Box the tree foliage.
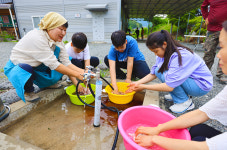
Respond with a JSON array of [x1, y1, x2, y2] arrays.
[[189, 16, 206, 35], [127, 6, 207, 41], [128, 19, 142, 29], [150, 17, 169, 32], [168, 8, 202, 34]]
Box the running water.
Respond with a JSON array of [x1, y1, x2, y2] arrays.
[[84, 82, 88, 109], [85, 83, 88, 98], [126, 124, 171, 150]]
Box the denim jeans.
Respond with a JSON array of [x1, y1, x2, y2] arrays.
[[155, 68, 209, 103]]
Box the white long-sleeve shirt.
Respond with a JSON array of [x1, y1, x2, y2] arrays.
[[65, 42, 90, 61], [199, 86, 227, 150], [10, 29, 71, 70]]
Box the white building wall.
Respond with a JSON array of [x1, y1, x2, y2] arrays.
[[13, 0, 121, 43]]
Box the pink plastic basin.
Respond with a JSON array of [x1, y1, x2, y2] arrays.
[[118, 106, 191, 150]]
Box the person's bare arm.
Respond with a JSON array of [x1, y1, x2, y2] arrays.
[[205, 18, 209, 26], [69, 76, 84, 92], [136, 74, 156, 84], [109, 59, 118, 93], [157, 109, 209, 132], [67, 64, 84, 73], [125, 57, 134, 83], [135, 109, 209, 149], [136, 109, 209, 137], [55, 64, 84, 80], [126, 74, 156, 93], [84, 59, 90, 69], [140, 83, 174, 92], [136, 135, 208, 150]]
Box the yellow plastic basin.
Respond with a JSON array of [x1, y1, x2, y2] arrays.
[[66, 83, 96, 105], [105, 82, 136, 104]]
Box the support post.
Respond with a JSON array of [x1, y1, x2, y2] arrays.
[[176, 16, 180, 40], [170, 23, 173, 34], [8, 8, 18, 40], [185, 13, 190, 41], [197, 17, 203, 44]]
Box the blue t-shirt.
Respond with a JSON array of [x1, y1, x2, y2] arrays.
[[108, 36, 145, 62]]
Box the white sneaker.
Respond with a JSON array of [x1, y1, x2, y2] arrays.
[[47, 83, 63, 89], [66, 78, 72, 84], [164, 94, 173, 101], [169, 99, 195, 113]]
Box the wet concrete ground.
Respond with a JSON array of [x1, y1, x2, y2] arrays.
[[2, 91, 145, 150]]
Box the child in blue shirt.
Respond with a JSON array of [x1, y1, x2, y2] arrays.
[[104, 30, 150, 94], [127, 30, 213, 113]]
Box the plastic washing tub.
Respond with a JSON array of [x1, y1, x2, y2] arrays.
[[118, 106, 191, 150], [66, 83, 96, 105], [105, 82, 136, 104]]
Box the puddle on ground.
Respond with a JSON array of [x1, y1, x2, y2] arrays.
[[2, 91, 145, 150]]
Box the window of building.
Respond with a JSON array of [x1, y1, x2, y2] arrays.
[[31, 16, 43, 29]]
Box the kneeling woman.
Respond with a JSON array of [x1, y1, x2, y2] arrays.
[[127, 30, 213, 113], [4, 12, 85, 102]]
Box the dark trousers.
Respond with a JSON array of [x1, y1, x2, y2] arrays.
[[19, 63, 34, 93], [189, 124, 222, 141], [104, 55, 150, 79], [71, 56, 99, 69]]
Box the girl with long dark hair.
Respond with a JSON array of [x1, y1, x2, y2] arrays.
[[127, 30, 213, 113], [134, 21, 227, 149]]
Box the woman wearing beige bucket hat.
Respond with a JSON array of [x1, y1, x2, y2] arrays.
[[4, 12, 85, 102]]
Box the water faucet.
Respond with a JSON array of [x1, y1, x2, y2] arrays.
[[83, 66, 96, 83], [86, 66, 94, 71]]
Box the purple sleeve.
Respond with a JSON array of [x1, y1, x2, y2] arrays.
[[165, 51, 197, 88], [150, 56, 161, 74]]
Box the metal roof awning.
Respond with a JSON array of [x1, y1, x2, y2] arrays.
[[85, 4, 108, 11], [0, 0, 12, 4], [123, 0, 204, 21], [0, 4, 11, 9]]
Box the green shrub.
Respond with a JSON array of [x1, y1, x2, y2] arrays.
[[0, 31, 15, 41], [63, 41, 69, 44], [189, 16, 206, 36], [152, 24, 178, 34], [177, 35, 183, 41]]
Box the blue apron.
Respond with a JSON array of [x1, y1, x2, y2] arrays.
[[4, 46, 63, 102]]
